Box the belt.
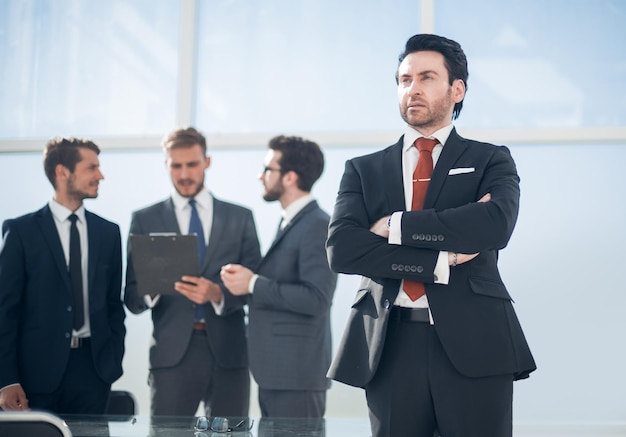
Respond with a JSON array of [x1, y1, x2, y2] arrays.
[[70, 336, 90, 349], [192, 321, 206, 331], [390, 306, 430, 323]]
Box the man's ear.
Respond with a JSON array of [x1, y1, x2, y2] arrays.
[[282, 169, 299, 188], [55, 164, 70, 182], [452, 78, 465, 103]]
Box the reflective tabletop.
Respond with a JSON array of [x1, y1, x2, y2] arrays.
[[59, 415, 372, 437]]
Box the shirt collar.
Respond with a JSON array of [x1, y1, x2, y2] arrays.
[[282, 194, 314, 226], [49, 199, 86, 223], [403, 123, 454, 152], [171, 188, 212, 211]]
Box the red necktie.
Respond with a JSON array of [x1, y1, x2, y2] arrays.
[[403, 137, 438, 301]]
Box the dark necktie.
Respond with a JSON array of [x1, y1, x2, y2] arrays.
[[403, 137, 438, 301], [188, 199, 205, 321], [69, 214, 84, 330]]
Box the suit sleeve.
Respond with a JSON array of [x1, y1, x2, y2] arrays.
[[252, 214, 337, 317], [401, 145, 520, 254], [107, 223, 126, 367], [327, 159, 438, 282], [0, 221, 24, 388], [123, 212, 150, 314], [219, 209, 262, 314]]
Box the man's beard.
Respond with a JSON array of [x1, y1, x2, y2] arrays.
[[263, 182, 285, 202]]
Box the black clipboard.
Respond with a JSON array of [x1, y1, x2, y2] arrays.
[[130, 234, 199, 295]]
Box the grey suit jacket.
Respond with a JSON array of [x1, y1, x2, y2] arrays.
[[0, 205, 125, 393], [327, 129, 536, 388], [248, 200, 337, 391], [124, 194, 261, 370]]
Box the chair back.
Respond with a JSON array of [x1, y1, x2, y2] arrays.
[[0, 411, 72, 437], [105, 390, 137, 419]]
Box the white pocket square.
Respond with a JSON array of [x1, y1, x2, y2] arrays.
[[448, 167, 475, 175]]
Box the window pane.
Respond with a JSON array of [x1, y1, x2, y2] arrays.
[[0, 0, 179, 138], [195, 0, 421, 135], [435, 0, 626, 129]]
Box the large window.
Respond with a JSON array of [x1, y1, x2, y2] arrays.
[[436, 0, 626, 129], [0, 0, 179, 139], [194, 0, 420, 135], [1, 0, 625, 146]]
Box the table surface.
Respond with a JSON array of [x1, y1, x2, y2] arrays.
[[3, 413, 626, 436], [61, 415, 371, 437]]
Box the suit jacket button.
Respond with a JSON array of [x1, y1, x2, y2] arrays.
[[412, 234, 419, 240], [438, 235, 444, 241], [417, 266, 424, 273], [383, 299, 391, 309]]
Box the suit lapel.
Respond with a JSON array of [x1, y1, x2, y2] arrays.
[[265, 200, 318, 257], [203, 197, 223, 271], [36, 206, 72, 291], [383, 138, 406, 212], [162, 198, 182, 233], [425, 128, 467, 208], [86, 211, 100, 298]]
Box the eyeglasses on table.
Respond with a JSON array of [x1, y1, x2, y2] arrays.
[[194, 416, 254, 433]]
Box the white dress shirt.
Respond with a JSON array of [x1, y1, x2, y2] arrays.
[[144, 189, 224, 314], [388, 124, 455, 314], [49, 200, 91, 338]]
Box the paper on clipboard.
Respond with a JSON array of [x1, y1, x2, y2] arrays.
[[130, 233, 200, 295]]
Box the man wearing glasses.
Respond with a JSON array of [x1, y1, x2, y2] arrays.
[[221, 135, 337, 418]]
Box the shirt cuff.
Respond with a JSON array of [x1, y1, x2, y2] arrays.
[[434, 251, 450, 285], [388, 211, 403, 245], [144, 294, 160, 308], [212, 298, 225, 315], [248, 274, 259, 294], [0, 383, 20, 392]]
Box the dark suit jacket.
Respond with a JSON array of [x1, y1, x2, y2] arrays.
[[124, 195, 261, 370], [248, 200, 337, 391], [0, 205, 125, 394], [326, 129, 536, 388]]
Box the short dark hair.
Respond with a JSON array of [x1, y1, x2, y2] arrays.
[[43, 137, 100, 188], [397, 34, 468, 120], [162, 127, 207, 155], [269, 135, 324, 192]]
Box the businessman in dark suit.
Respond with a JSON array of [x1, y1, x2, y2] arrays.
[[124, 127, 261, 417], [326, 34, 536, 436], [221, 135, 337, 418], [0, 137, 125, 414]]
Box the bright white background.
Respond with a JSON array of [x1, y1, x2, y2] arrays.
[[1, 0, 625, 431]]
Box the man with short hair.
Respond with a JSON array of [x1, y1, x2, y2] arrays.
[[326, 34, 536, 436], [221, 135, 337, 418], [124, 126, 261, 417], [0, 137, 125, 414]]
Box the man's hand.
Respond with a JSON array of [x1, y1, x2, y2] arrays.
[[175, 276, 223, 304], [0, 384, 29, 411], [448, 251, 479, 266], [370, 215, 391, 238], [220, 264, 254, 296]]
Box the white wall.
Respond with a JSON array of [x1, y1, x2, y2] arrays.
[[1, 137, 625, 425]]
